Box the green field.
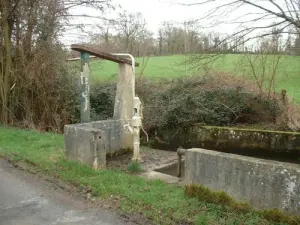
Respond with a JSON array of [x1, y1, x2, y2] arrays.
[[88, 54, 300, 101]]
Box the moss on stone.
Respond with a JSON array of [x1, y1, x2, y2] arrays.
[[201, 125, 300, 135], [185, 184, 300, 225]]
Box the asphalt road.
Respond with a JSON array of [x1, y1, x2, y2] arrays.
[[0, 159, 135, 225]]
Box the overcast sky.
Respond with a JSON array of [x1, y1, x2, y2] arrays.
[[61, 0, 280, 46]]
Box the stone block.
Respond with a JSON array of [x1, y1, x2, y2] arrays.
[[64, 119, 133, 168], [90, 119, 133, 154], [64, 125, 107, 169]]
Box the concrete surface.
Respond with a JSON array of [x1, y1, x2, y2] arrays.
[[0, 159, 135, 225], [185, 148, 300, 215]]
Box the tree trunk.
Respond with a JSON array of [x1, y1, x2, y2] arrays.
[[2, 3, 12, 124], [24, 2, 36, 60]]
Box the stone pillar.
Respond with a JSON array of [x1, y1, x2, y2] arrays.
[[113, 63, 134, 120], [113, 63, 134, 150]]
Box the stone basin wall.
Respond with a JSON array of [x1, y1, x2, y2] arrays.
[[185, 148, 300, 215], [151, 126, 300, 160], [64, 119, 133, 169]]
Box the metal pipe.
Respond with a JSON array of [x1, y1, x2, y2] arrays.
[[177, 153, 182, 178], [177, 147, 186, 177], [177, 147, 187, 156]]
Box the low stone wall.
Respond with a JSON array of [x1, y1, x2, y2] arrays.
[[151, 126, 300, 159], [64, 119, 133, 168], [185, 148, 300, 214]]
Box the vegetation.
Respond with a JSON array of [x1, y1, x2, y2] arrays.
[[0, 0, 109, 130], [0, 127, 294, 225], [186, 184, 300, 225], [90, 73, 299, 133], [86, 1, 300, 58], [1, 1, 300, 224], [89, 54, 300, 102], [127, 161, 143, 173]]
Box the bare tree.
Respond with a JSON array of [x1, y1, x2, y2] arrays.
[[0, 0, 110, 127], [114, 11, 146, 54], [175, 0, 300, 51]]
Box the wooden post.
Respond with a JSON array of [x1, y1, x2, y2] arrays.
[[80, 52, 90, 123]]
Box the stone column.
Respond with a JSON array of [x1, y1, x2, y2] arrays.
[[113, 63, 134, 150]]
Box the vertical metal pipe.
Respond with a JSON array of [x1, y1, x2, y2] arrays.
[[177, 148, 186, 178], [177, 154, 182, 177]]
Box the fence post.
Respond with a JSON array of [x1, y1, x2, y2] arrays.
[[80, 51, 90, 123]]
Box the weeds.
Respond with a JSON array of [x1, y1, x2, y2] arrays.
[[127, 161, 142, 173]]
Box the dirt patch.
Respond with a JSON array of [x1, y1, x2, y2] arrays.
[[106, 147, 178, 172]]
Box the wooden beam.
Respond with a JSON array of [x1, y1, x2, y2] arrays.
[[71, 44, 139, 67]]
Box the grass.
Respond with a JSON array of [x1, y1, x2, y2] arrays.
[[86, 54, 300, 102], [185, 185, 300, 225], [0, 126, 294, 225]]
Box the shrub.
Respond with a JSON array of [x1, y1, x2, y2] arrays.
[[89, 73, 289, 133], [7, 43, 81, 132], [136, 74, 282, 132], [127, 161, 142, 173], [90, 81, 116, 121]]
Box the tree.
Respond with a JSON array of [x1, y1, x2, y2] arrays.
[[203, 36, 210, 51], [285, 32, 293, 54], [294, 34, 300, 55], [158, 28, 164, 55], [115, 11, 146, 54], [0, 0, 110, 126], [176, 0, 300, 52]]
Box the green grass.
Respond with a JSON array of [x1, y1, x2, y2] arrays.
[[87, 54, 300, 101], [0, 127, 292, 225]]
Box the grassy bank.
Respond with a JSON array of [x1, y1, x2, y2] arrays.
[[0, 127, 292, 225]]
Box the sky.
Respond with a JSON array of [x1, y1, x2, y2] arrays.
[[61, 0, 237, 45], [61, 0, 282, 46]]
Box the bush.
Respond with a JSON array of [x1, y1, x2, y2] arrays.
[[90, 81, 116, 121], [7, 43, 81, 132], [136, 74, 282, 132], [89, 73, 286, 133]]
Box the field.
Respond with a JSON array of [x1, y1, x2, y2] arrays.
[[87, 54, 300, 102]]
